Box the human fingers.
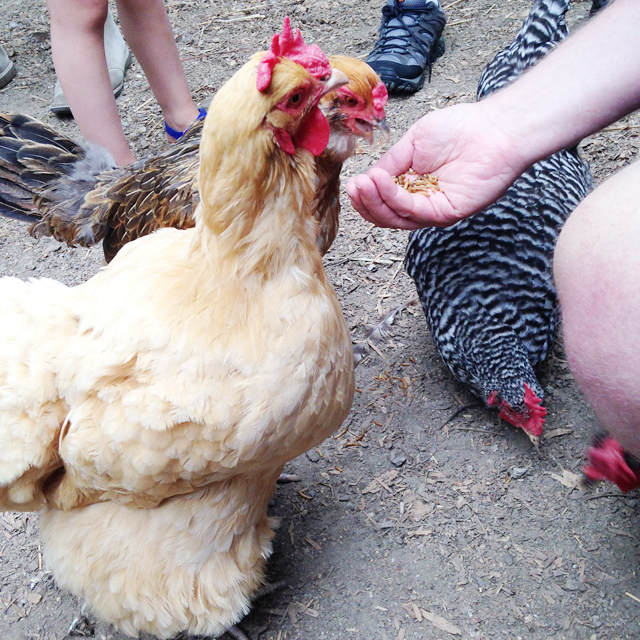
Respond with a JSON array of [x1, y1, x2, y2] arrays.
[[347, 173, 425, 230], [370, 130, 416, 176], [362, 168, 461, 228]]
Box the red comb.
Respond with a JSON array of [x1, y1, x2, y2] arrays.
[[493, 383, 545, 437], [583, 436, 640, 493], [257, 17, 332, 92], [371, 82, 388, 121], [522, 383, 546, 437]]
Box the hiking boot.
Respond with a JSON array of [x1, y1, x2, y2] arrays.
[[0, 43, 17, 90], [51, 9, 131, 115], [589, 0, 609, 17], [366, 0, 446, 94]]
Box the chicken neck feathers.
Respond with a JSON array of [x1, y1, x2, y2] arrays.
[[405, 0, 592, 437]]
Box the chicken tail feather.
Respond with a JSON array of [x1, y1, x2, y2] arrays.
[[353, 296, 418, 366], [0, 113, 117, 247]]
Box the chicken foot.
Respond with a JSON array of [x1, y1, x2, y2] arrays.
[[222, 580, 288, 640], [67, 614, 95, 637], [224, 625, 250, 640]]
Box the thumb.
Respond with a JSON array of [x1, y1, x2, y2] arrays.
[[369, 128, 416, 176]]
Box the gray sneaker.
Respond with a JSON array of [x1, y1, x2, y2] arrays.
[[0, 43, 16, 90], [366, 0, 446, 94], [51, 9, 131, 115]]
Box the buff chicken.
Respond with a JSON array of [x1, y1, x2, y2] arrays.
[[0, 57, 388, 261], [0, 19, 354, 639]]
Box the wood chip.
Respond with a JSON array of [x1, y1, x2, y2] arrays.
[[362, 480, 381, 495], [419, 609, 462, 635], [545, 428, 574, 439], [303, 537, 322, 551], [411, 501, 433, 522]]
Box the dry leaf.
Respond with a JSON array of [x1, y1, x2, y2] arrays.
[[420, 609, 462, 635], [550, 470, 582, 489], [362, 480, 381, 495], [411, 500, 432, 522]]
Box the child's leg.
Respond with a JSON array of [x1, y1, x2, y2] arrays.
[[47, 0, 135, 166], [115, 0, 200, 138]]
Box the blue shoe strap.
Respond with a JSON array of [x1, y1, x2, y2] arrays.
[[165, 107, 207, 140]]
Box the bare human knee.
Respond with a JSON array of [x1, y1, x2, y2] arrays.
[[554, 159, 640, 456], [47, 0, 108, 36]]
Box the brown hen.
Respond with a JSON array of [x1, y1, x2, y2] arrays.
[[0, 56, 387, 262]]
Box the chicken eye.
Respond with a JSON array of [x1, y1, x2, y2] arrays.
[[287, 92, 304, 108], [345, 96, 358, 106]]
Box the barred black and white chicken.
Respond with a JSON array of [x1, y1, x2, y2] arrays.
[[405, 0, 592, 444]]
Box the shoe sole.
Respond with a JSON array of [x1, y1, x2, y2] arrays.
[[0, 61, 17, 90], [50, 51, 132, 116]]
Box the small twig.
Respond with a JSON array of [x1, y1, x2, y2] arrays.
[[450, 427, 501, 435], [601, 124, 640, 133], [362, 510, 381, 531], [584, 492, 640, 501], [366, 339, 388, 363], [182, 47, 249, 62], [134, 96, 155, 113], [440, 403, 482, 428], [214, 14, 265, 23], [378, 261, 403, 299]]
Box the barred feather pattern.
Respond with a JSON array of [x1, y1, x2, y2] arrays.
[[405, 0, 592, 420], [476, 0, 569, 100]]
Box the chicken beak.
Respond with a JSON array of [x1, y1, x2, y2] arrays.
[[375, 117, 391, 143], [321, 68, 349, 97]]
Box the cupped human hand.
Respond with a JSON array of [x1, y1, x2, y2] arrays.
[[346, 101, 529, 229]]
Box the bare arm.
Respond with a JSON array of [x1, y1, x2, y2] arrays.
[[347, 0, 640, 229]]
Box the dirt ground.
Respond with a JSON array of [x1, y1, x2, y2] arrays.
[[1, 0, 640, 639]]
